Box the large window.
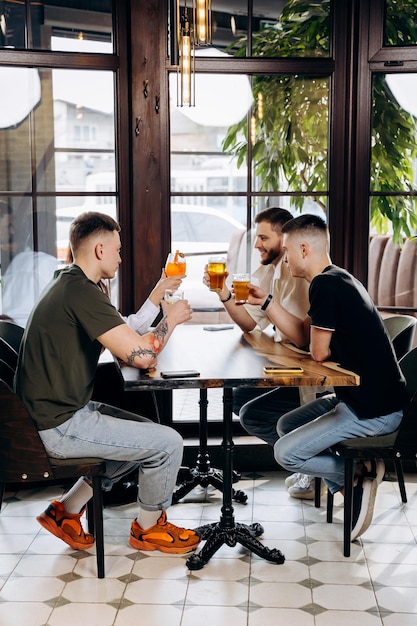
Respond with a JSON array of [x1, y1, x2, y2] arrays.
[[370, 73, 417, 241], [2, 0, 416, 437], [170, 1, 331, 313], [169, 0, 331, 424], [0, 1, 117, 325]]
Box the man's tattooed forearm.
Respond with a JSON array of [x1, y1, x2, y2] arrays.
[[153, 317, 168, 347], [126, 346, 156, 366], [126, 317, 169, 366]]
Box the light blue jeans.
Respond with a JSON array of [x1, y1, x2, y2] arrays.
[[234, 386, 301, 446], [274, 394, 403, 494], [39, 401, 183, 511]]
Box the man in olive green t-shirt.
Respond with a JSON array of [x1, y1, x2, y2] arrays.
[[16, 211, 200, 555]]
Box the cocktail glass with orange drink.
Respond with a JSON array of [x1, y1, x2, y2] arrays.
[[165, 250, 186, 277]]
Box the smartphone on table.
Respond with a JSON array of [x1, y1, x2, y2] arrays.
[[160, 370, 200, 378], [263, 364, 304, 375]]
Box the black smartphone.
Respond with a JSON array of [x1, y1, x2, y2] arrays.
[[263, 365, 304, 375], [160, 370, 200, 378]]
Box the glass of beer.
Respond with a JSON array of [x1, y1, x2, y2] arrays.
[[165, 250, 186, 277], [233, 273, 251, 304], [207, 255, 227, 292]]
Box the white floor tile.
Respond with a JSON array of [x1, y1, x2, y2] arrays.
[[313, 584, 377, 611], [115, 604, 183, 626], [248, 607, 315, 626], [2, 468, 417, 623], [0, 602, 52, 626], [181, 605, 248, 626], [185, 578, 249, 606], [48, 602, 117, 626], [315, 610, 383, 625]]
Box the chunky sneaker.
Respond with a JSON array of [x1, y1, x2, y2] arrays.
[[351, 459, 385, 541], [284, 472, 301, 489], [36, 500, 94, 550], [129, 511, 200, 554]]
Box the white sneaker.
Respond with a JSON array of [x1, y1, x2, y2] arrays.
[[284, 472, 301, 489], [351, 459, 385, 541], [288, 475, 326, 500]]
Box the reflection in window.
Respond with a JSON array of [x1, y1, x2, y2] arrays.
[[223, 75, 329, 217], [250, 0, 330, 58], [370, 74, 417, 242], [384, 0, 417, 47], [170, 69, 251, 226], [207, 0, 330, 58], [0, 51, 116, 322], [0, 0, 113, 51]]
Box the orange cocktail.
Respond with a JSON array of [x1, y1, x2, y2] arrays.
[[165, 250, 186, 277]]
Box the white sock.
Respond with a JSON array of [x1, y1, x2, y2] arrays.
[[137, 509, 161, 530], [60, 477, 93, 514]]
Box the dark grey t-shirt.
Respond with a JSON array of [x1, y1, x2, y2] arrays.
[[15, 264, 125, 430]]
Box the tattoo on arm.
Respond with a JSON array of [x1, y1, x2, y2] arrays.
[[126, 346, 156, 366], [125, 317, 169, 366], [152, 317, 168, 350]]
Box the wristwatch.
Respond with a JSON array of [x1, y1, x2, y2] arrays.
[[261, 294, 273, 311]]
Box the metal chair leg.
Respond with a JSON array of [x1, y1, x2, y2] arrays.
[[395, 457, 407, 503], [314, 477, 322, 508], [86, 476, 105, 578], [343, 458, 354, 557], [92, 475, 105, 578], [326, 489, 334, 523]]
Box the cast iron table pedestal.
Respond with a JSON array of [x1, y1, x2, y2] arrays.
[[185, 387, 285, 570], [172, 388, 247, 505]]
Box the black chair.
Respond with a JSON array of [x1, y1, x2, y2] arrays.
[[0, 335, 107, 578], [383, 314, 417, 360], [0, 320, 24, 352], [0, 320, 24, 373], [326, 346, 417, 557], [314, 314, 417, 508]]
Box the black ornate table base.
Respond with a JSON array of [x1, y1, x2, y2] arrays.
[[173, 464, 247, 504], [172, 388, 247, 505], [186, 521, 285, 570], [185, 387, 285, 570]]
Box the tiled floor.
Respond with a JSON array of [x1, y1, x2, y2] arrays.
[[1, 469, 417, 626]]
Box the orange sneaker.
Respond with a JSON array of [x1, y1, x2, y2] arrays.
[[129, 511, 200, 554], [36, 500, 94, 550]]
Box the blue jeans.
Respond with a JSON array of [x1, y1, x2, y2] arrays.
[[274, 394, 403, 493], [234, 387, 301, 446], [39, 401, 183, 511]]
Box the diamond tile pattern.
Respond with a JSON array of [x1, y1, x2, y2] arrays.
[[0, 378, 414, 624], [0, 467, 417, 625]]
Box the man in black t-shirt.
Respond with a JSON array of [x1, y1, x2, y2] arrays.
[[248, 214, 407, 542]]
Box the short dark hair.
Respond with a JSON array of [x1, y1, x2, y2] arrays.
[[281, 213, 327, 236], [254, 207, 294, 232], [70, 211, 120, 254]]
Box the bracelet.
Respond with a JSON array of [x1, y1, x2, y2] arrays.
[[261, 294, 273, 311], [220, 292, 232, 303]]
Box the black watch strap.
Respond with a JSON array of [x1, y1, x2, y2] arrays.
[[261, 294, 273, 311]]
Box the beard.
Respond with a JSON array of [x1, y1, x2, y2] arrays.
[[260, 248, 280, 266]]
